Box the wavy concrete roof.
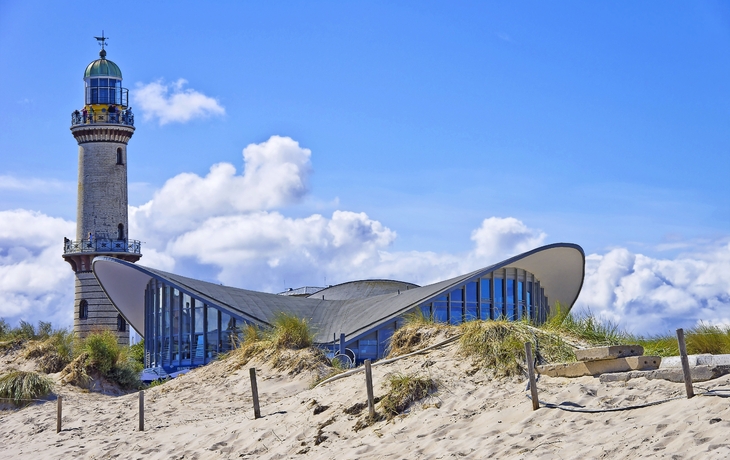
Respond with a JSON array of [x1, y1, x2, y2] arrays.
[[93, 243, 584, 345]]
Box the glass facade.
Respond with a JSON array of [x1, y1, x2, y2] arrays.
[[416, 268, 548, 330], [144, 278, 248, 370], [143, 268, 551, 369]]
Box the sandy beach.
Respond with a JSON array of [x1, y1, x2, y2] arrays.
[[2, 337, 730, 460]]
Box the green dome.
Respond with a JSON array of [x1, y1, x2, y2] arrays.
[[84, 49, 122, 79]]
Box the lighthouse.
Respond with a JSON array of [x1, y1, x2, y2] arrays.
[[63, 34, 141, 346]]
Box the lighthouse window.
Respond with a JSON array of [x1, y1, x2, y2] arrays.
[[116, 148, 123, 165], [90, 78, 99, 87], [79, 300, 88, 320], [117, 314, 127, 332], [99, 78, 109, 87]]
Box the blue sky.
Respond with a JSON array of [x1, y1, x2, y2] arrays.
[[1, 1, 729, 335]]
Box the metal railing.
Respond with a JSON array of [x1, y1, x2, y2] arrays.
[[63, 238, 142, 255], [71, 109, 134, 127]]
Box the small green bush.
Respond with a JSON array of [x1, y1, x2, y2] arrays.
[[83, 330, 121, 374], [0, 371, 53, 406], [543, 307, 627, 346], [268, 313, 314, 349], [380, 372, 437, 419], [24, 329, 76, 374], [129, 339, 145, 366]]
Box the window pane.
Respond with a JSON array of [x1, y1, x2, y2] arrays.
[[420, 304, 431, 320], [206, 305, 219, 358], [91, 78, 99, 87], [449, 303, 463, 325], [379, 323, 395, 357], [358, 332, 378, 360], [480, 303, 491, 320], [99, 78, 108, 87], [433, 296, 447, 323], [466, 282, 477, 302], [466, 302, 477, 321], [450, 288, 463, 301], [481, 278, 491, 300]]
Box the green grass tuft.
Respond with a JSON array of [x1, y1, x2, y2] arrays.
[[459, 320, 575, 377], [0, 371, 53, 406], [379, 372, 437, 419], [268, 313, 314, 349]]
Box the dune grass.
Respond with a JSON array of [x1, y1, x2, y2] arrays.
[[61, 330, 142, 390], [0, 371, 54, 406], [23, 328, 76, 373], [228, 314, 330, 376], [379, 372, 437, 419], [459, 320, 575, 377]]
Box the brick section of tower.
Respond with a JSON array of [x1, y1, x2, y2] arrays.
[[63, 124, 140, 346]]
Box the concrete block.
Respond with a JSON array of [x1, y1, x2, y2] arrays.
[[600, 365, 730, 384], [574, 345, 645, 362], [660, 354, 730, 368], [537, 356, 661, 378]]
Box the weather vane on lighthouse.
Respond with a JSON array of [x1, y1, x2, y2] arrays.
[[94, 31, 109, 50]]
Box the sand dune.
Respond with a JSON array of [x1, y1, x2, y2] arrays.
[[2, 340, 730, 459]]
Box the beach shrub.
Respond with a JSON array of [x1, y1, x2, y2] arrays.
[[83, 330, 121, 374], [269, 313, 314, 349], [459, 320, 575, 377], [379, 372, 437, 419], [24, 328, 76, 373], [129, 339, 145, 366], [0, 370, 53, 406], [686, 323, 730, 355], [542, 306, 627, 346], [0, 318, 10, 338], [61, 330, 142, 390]]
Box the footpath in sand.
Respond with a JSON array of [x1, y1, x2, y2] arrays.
[[2, 340, 730, 459]]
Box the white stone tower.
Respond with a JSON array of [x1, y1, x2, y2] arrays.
[[63, 35, 141, 346]]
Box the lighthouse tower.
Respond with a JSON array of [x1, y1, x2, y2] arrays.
[[63, 35, 141, 346]]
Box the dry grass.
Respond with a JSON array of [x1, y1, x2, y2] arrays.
[[23, 329, 76, 373], [379, 372, 437, 419], [459, 320, 575, 378], [387, 323, 454, 357], [0, 370, 54, 406], [226, 315, 331, 377]]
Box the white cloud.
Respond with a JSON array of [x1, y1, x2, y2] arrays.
[[0, 210, 75, 328], [574, 242, 730, 335], [130, 136, 311, 247], [470, 217, 546, 262], [132, 78, 225, 125]]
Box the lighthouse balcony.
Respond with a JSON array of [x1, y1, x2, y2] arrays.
[[71, 109, 134, 127], [63, 238, 142, 255]]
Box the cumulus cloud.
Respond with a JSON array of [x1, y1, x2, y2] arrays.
[[133, 78, 225, 125], [0, 210, 75, 328], [470, 217, 546, 262], [574, 242, 730, 335], [130, 136, 311, 246]]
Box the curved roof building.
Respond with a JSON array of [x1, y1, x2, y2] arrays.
[[93, 243, 585, 371]]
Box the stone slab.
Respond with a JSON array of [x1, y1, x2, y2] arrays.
[[599, 365, 730, 383], [659, 354, 730, 368], [574, 345, 645, 362], [537, 356, 661, 378]]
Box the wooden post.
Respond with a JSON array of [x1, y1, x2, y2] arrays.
[[250, 368, 261, 419], [138, 390, 144, 431], [525, 342, 539, 410], [56, 395, 62, 433], [364, 359, 375, 418], [677, 328, 694, 399]]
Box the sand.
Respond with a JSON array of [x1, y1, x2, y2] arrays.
[[2, 341, 730, 459]]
